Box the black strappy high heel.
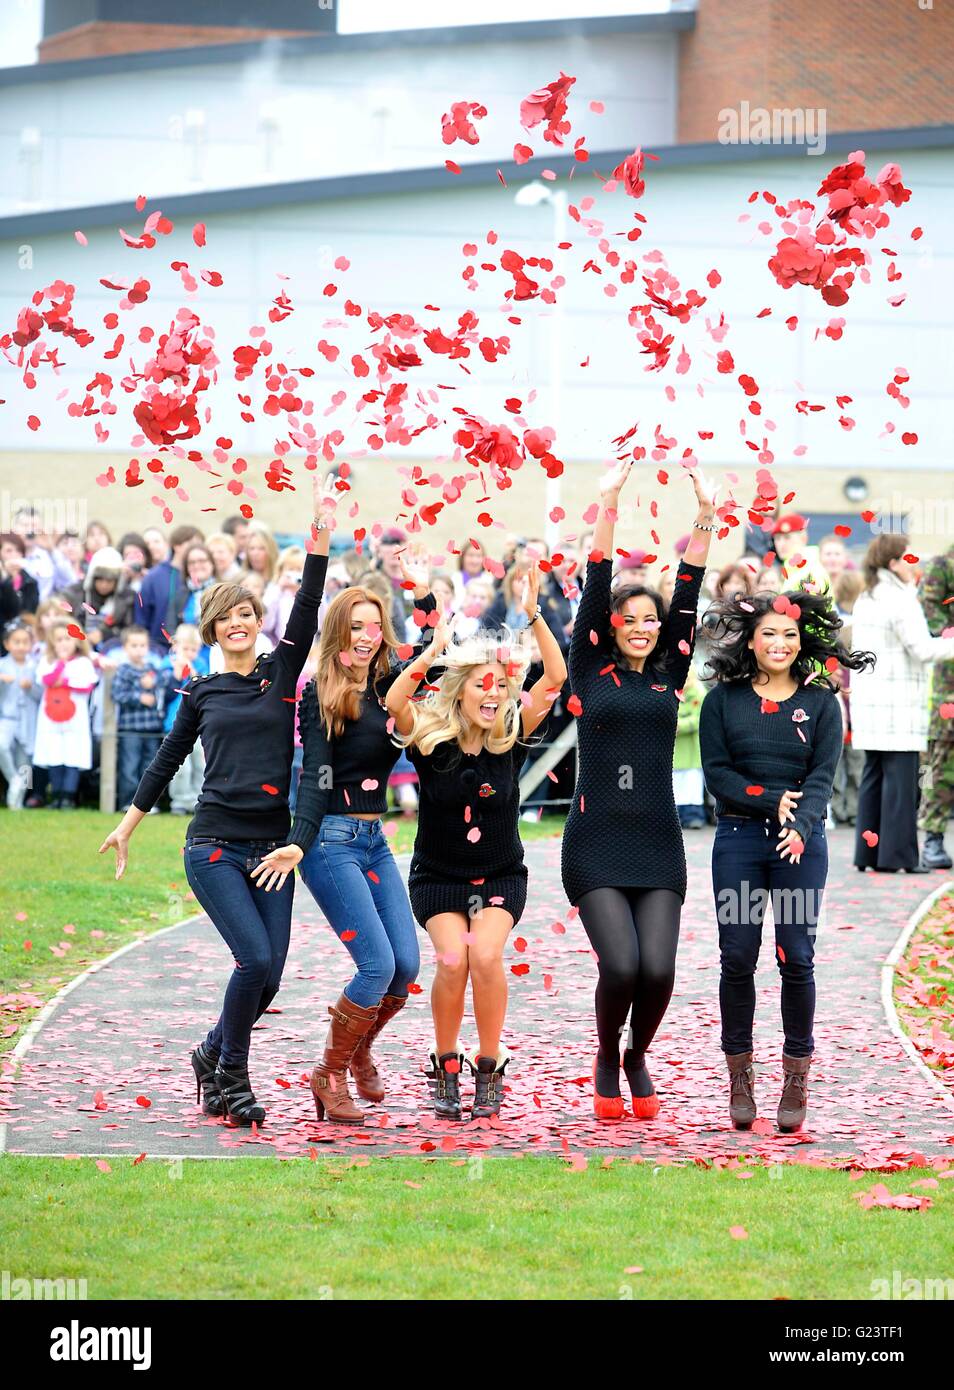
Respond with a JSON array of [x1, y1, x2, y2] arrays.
[[190, 1041, 224, 1117], [215, 1063, 266, 1127]]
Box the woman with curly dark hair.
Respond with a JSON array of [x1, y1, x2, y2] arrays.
[[699, 589, 875, 1133], [561, 458, 718, 1122]]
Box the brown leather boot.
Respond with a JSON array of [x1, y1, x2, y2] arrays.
[[726, 1051, 757, 1129], [350, 993, 407, 1103], [311, 994, 380, 1123], [778, 1053, 811, 1132]]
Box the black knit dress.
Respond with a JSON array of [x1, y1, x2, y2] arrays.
[[560, 556, 706, 905], [407, 737, 529, 929]]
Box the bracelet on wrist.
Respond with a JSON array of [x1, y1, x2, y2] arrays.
[[692, 520, 716, 532], [312, 515, 328, 533], [527, 607, 543, 625]]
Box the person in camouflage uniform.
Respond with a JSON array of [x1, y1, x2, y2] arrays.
[[918, 543, 954, 869]]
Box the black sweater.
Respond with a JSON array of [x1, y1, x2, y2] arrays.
[[699, 680, 843, 844], [409, 737, 528, 881], [560, 555, 706, 905], [287, 592, 437, 854], [132, 550, 327, 839]]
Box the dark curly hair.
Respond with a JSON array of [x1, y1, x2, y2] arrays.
[[701, 589, 875, 690], [607, 583, 670, 677]]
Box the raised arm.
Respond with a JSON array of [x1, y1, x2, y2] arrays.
[[385, 617, 450, 736], [518, 565, 568, 737], [569, 460, 633, 682], [274, 470, 335, 680]]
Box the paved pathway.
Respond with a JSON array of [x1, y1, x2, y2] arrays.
[[2, 829, 952, 1165]]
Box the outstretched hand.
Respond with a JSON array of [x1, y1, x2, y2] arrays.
[[599, 459, 633, 499]]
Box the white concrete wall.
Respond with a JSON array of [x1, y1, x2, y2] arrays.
[[1, 144, 947, 487], [0, 32, 679, 213]]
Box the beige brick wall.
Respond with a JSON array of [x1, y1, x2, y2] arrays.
[[3, 451, 949, 567]]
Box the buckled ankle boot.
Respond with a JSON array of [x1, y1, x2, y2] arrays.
[[311, 994, 380, 1123], [350, 993, 407, 1103], [190, 1040, 223, 1117], [425, 1049, 464, 1120], [725, 1051, 757, 1129], [778, 1053, 811, 1132], [215, 1062, 266, 1127], [469, 1049, 510, 1119]]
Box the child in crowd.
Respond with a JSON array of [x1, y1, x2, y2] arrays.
[[263, 547, 307, 648], [110, 625, 165, 811], [673, 665, 707, 828], [33, 620, 98, 809], [157, 623, 208, 816], [0, 618, 41, 808]]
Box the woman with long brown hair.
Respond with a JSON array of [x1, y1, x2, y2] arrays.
[[250, 552, 436, 1122]]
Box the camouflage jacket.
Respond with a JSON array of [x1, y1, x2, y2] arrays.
[[919, 546, 954, 739]]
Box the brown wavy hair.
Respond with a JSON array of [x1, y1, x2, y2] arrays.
[[315, 586, 401, 737]]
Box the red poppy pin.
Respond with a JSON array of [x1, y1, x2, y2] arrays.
[[478, 783, 495, 798]]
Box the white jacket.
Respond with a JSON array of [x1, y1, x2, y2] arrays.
[[850, 569, 954, 752]]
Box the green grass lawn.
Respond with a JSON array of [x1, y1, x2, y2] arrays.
[[894, 888, 954, 1088], [2, 1154, 949, 1300], [0, 808, 565, 1055]]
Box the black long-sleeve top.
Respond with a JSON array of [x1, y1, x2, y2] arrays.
[[286, 593, 437, 854], [560, 555, 706, 904], [699, 679, 843, 845], [132, 550, 327, 839]]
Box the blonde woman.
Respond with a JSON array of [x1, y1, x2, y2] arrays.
[[242, 522, 280, 602], [250, 552, 436, 1123], [385, 566, 567, 1120]]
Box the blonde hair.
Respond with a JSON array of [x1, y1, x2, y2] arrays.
[[46, 618, 91, 660], [242, 522, 279, 584], [198, 581, 265, 648], [173, 622, 202, 649], [277, 545, 306, 574], [401, 628, 532, 759], [315, 586, 400, 738]]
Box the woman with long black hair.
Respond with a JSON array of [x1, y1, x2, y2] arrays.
[[99, 472, 333, 1128], [561, 459, 718, 1120], [699, 590, 875, 1131], [248, 551, 436, 1123]]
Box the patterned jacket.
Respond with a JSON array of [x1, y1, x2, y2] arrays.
[[918, 546, 954, 742], [849, 569, 954, 753]]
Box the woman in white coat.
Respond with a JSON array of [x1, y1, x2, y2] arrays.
[[849, 534, 954, 873]]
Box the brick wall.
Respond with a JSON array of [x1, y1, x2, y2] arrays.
[[38, 22, 315, 63], [679, 0, 954, 142]]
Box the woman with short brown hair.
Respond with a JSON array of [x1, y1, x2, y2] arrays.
[[99, 473, 334, 1128]]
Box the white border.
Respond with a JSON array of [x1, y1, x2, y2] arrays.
[[0, 913, 206, 1154], [880, 877, 954, 1110]]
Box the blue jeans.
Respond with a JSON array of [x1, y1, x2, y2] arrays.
[[183, 837, 293, 1067], [118, 733, 161, 809], [298, 815, 420, 1009], [711, 815, 828, 1058]]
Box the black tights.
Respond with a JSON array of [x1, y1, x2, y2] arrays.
[[577, 887, 681, 1090]]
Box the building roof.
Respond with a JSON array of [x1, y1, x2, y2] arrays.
[[0, 123, 949, 240], [0, 10, 695, 87]]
